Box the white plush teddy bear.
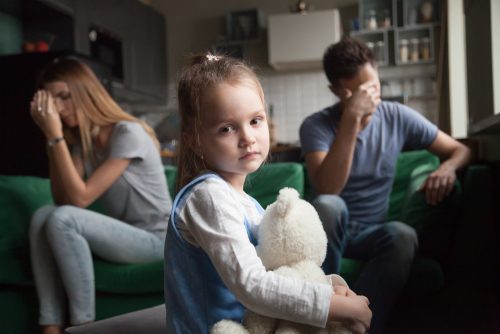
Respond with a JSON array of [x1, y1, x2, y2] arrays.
[[211, 187, 351, 334]]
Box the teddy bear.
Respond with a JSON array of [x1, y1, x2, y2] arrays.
[[210, 187, 351, 334]]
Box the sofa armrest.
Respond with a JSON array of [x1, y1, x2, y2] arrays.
[[0, 176, 53, 284]]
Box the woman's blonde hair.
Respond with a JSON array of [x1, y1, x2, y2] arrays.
[[39, 58, 159, 164], [176, 53, 265, 190]]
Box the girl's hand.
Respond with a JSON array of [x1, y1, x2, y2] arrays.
[[329, 292, 372, 334], [30, 90, 63, 139]]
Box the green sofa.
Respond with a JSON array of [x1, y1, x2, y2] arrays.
[[0, 150, 465, 334]]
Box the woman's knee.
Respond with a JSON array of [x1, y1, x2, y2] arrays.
[[45, 205, 80, 236], [29, 205, 57, 238]]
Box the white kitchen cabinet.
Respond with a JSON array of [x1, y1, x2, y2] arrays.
[[268, 9, 341, 71]]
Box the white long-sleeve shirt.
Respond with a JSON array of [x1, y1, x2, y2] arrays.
[[176, 177, 332, 328]]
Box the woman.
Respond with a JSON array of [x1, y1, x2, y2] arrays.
[[29, 58, 172, 334]]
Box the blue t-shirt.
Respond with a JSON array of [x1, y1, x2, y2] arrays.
[[299, 101, 438, 223]]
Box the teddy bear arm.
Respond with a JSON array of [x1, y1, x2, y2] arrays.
[[243, 310, 278, 334], [273, 265, 303, 279], [291, 260, 330, 285]]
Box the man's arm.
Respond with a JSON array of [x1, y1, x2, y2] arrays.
[[422, 130, 472, 205], [305, 81, 380, 195], [305, 114, 359, 194]]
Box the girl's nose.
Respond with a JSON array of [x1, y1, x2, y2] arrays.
[[239, 127, 256, 147]]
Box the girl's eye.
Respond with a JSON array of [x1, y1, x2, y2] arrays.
[[251, 118, 263, 126], [220, 125, 235, 134]]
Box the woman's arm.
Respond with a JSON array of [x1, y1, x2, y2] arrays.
[[31, 90, 130, 207], [47, 140, 130, 207]]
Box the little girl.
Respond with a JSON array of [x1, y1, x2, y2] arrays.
[[164, 53, 372, 334]]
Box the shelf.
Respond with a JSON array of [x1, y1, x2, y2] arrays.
[[351, 29, 392, 66], [226, 9, 263, 43], [351, 27, 394, 35], [354, 0, 441, 67], [398, 22, 440, 30]]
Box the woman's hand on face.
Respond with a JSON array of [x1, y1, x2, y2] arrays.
[[30, 90, 63, 140]]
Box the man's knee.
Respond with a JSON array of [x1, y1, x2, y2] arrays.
[[312, 195, 349, 235], [382, 222, 418, 260], [313, 194, 347, 214], [312, 195, 348, 222]]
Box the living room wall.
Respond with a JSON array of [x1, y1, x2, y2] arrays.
[[148, 0, 357, 144], [149, 0, 357, 80]]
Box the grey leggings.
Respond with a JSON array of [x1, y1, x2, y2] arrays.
[[29, 205, 165, 326]]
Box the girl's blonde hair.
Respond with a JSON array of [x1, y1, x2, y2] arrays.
[[176, 53, 265, 189], [39, 58, 159, 164]]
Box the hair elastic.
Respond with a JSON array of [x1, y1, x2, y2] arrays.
[[206, 54, 220, 62]]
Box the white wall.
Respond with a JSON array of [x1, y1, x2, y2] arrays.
[[447, 0, 468, 138], [491, 0, 500, 115], [260, 71, 337, 144]]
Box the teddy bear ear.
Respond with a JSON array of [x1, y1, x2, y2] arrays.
[[276, 187, 299, 217]]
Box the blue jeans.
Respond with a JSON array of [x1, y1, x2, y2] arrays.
[[29, 205, 165, 326], [312, 195, 418, 334]]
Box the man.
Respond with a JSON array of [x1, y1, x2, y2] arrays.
[[299, 37, 471, 333]]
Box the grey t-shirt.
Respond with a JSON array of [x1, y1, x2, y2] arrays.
[[83, 121, 172, 239], [300, 101, 438, 223]]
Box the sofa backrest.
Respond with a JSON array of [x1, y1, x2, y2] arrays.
[[164, 162, 305, 209]]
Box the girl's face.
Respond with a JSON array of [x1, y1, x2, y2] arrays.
[[197, 81, 269, 188], [44, 81, 79, 127]]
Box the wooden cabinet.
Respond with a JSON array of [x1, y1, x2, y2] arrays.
[[268, 9, 341, 71], [58, 0, 166, 103], [128, 0, 166, 101]]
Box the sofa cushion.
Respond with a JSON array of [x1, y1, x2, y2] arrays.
[[0, 175, 53, 285], [244, 162, 305, 207], [94, 259, 163, 294], [339, 256, 444, 296], [399, 162, 462, 234], [164, 165, 177, 197], [387, 150, 440, 221]]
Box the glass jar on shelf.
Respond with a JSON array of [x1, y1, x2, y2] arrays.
[[375, 40, 385, 63], [366, 41, 375, 53], [410, 38, 420, 62], [399, 39, 409, 63], [420, 37, 431, 61], [380, 9, 391, 28], [367, 10, 377, 30]]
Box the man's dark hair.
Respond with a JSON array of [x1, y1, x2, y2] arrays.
[[323, 36, 375, 86]]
